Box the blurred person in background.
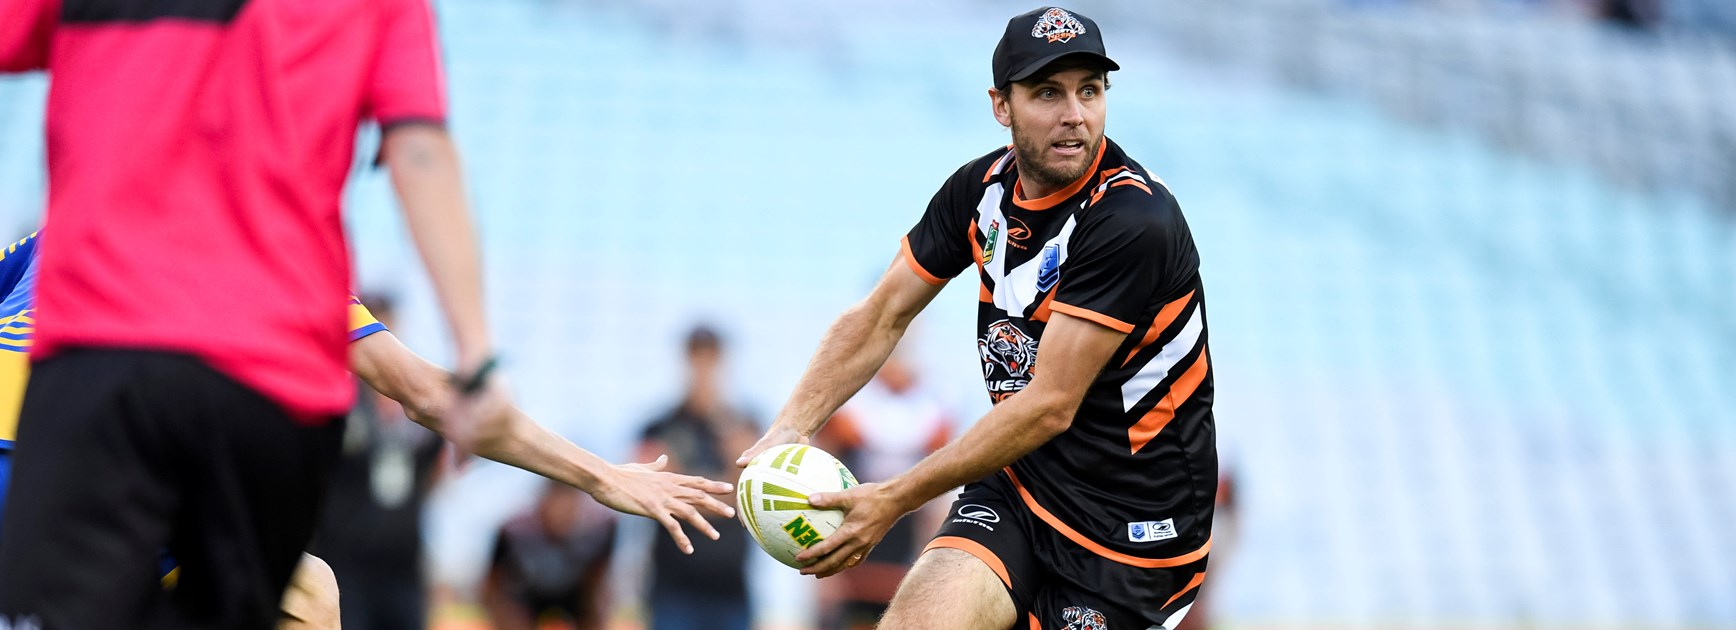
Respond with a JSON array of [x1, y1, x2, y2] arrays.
[[636, 325, 758, 630], [482, 481, 617, 630], [309, 293, 445, 630], [739, 7, 1216, 629], [813, 345, 955, 630], [0, 227, 736, 627], [0, 0, 516, 623], [0, 0, 737, 623]]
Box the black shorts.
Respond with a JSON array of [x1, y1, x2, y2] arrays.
[[926, 471, 1211, 630], [0, 350, 344, 629]]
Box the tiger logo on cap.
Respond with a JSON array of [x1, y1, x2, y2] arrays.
[[1031, 7, 1087, 43]]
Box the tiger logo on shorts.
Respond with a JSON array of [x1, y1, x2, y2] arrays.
[[1061, 606, 1108, 630], [1031, 8, 1087, 43]]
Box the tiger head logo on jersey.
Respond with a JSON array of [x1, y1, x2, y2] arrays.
[[978, 320, 1038, 381], [1031, 8, 1088, 43], [1061, 606, 1108, 630]]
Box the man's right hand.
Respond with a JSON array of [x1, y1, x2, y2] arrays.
[[593, 455, 736, 555], [735, 423, 810, 468]]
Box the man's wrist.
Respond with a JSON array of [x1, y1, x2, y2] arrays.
[[452, 354, 500, 396], [878, 475, 929, 515], [770, 417, 814, 439]]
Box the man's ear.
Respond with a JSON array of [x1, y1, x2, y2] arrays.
[[989, 87, 1013, 128]]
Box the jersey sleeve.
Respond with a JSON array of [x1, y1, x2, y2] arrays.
[[367, 0, 447, 128], [901, 161, 980, 285], [0, 0, 56, 73], [347, 295, 389, 341], [1050, 192, 1197, 333]]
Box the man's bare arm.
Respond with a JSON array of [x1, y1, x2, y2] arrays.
[[348, 332, 734, 554], [380, 125, 491, 368], [736, 256, 945, 465]]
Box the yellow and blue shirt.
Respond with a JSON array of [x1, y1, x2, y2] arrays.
[[0, 232, 389, 450]]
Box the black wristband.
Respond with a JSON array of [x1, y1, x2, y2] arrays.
[[453, 355, 500, 396]]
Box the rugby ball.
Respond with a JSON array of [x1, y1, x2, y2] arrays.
[[737, 443, 859, 569]]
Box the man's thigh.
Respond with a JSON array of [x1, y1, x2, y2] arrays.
[[879, 548, 1016, 630]]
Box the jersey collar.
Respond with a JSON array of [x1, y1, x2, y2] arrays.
[[1011, 139, 1108, 211]]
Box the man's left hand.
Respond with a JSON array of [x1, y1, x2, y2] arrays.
[[795, 482, 910, 577]]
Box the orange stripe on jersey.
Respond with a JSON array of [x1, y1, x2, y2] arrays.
[[1031, 289, 1058, 323], [1121, 291, 1195, 368], [899, 236, 947, 286], [1111, 179, 1153, 195], [1004, 467, 1212, 568], [979, 281, 993, 303], [1127, 351, 1209, 454], [1163, 571, 1208, 610], [1029, 613, 1042, 629], [1012, 142, 1105, 211], [1050, 301, 1135, 334], [970, 222, 985, 266], [1099, 166, 1131, 180], [925, 536, 1011, 589]]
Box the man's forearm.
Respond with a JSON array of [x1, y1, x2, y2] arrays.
[[882, 388, 1072, 513], [774, 300, 909, 436], [475, 409, 610, 492], [352, 333, 611, 494], [383, 126, 491, 364]]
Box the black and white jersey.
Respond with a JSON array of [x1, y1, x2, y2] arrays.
[[903, 137, 1216, 566]]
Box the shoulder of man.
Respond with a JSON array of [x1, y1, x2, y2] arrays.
[[1080, 163, 1186, 237], [939, 146, 1018, 193]]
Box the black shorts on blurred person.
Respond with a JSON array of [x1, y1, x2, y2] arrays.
[[0, 350, 343, 629]]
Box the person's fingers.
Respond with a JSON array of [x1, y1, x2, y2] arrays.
[[643, 454, 669, 471], [735, 443, 766, 468], [809, 486, 862, 510], [671, 500, 720, 540], [800, 541, 858, 577], [678, 473, 733, 495], [654, 511, 694, 555], [808, 491, 838, 508], [686, 491, 736, 519], [795, 526, 848, 563]]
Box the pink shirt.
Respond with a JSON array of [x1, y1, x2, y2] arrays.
[[0, 0, 447, 420]]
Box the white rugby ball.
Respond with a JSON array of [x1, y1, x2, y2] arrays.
[[736, 443, 859, 569]]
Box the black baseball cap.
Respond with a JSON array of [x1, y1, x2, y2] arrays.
[[992, 7, 1120, 90]]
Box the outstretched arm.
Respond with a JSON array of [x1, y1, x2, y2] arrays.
[[348, 331, 734, 554], [736, 255, 945, 466]]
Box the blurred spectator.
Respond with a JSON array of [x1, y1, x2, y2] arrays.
[[308, 293, 444, 630], [482, 481, 618, 630], [636, 325, 757, 630], [813, 347, 953, 630], [1597, 0, 1661, 27]]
